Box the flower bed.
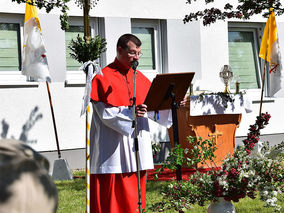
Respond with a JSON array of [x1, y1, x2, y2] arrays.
[[151, 113, 284, 212]]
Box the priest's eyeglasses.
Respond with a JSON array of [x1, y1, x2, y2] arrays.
[[127, 51, 143, 58]]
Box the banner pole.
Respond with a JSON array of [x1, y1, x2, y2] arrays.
[[259, 61, 267, 116], [45, 81, 61, 159], [83, 1, 91, 212], [85, 104, 91, 213], [259, 8, 272, 116]]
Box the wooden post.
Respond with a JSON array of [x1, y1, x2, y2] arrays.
[[46, 81, 61, 159], [83, 0, 91, 40]]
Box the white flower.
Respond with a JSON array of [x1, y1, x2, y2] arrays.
[[267, 159, 273, 168], [266, 197, 278, 207], [262, 191, 268, 196], [248, 170, 255, 177], [218, 180, 227, 187]]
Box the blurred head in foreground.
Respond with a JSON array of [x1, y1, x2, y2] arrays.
[[0, 139, 58, 213]]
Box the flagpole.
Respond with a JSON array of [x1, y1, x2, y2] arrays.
[[46, 81, 61, 159], [259, 8, 272, 117], [259, 60, 267, 116]]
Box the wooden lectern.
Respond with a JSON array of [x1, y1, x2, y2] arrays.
[[144, 72, 195, 180], [169, 98, 242, 168]]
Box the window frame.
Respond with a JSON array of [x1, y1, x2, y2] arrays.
[[228, 22, 265, 96], [65, 17, 99, 85], [131, 19, 162, 80], [0, 15, 32, 85]]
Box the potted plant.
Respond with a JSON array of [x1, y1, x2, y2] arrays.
[[68, 34, 107, 115], [69, 34, 107, 65]]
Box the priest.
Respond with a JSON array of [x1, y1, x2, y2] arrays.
[[90, 34, 170, 213]]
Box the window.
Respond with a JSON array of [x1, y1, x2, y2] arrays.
[[65, 26, 84, 71], [228, 24, 263, 90], [64, 18, 99, 85], [0, 16, 27, 84], [132, 27, 155, 70], [131, 19, 162, 76], [0, 23, 21, 71]]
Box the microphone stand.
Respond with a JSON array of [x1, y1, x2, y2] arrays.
[[131, 60, 143, 213]]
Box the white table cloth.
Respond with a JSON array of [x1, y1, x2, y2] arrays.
[[189, 94, 252, 116]]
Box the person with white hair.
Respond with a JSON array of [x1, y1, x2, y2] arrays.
[[0, 139, 58, 213]]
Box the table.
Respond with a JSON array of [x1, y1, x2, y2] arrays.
[[169, 94, 252, 168]]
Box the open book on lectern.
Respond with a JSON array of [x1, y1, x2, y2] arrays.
[[144, 72, 195, 112]]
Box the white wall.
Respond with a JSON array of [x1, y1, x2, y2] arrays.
[[167, 20, 201, 76], [103, 17, 131, 64], [40, 14, 66, 82], [0, 0, 283, 152], [199, 21, 229, 92], [0, 83, 85, 151]]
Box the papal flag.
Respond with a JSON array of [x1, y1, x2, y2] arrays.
[[259, 8, 283, 97], [22, 0, 51, 82]]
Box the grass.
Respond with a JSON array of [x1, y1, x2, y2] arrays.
[[55, 170, 86, 213], [55, 170, 283, 213]]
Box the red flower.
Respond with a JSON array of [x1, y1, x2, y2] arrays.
[[241, 178, 248, 184], [243, 113, 271, 153], [248, 143, 255, 149], [229, 168, 239, 177]]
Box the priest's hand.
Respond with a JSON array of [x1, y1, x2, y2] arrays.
[[136, 104, 147, 117], [179, 96, 188, 107]]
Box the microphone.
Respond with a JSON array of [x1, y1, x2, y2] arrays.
[[132, 59, 139, 70]]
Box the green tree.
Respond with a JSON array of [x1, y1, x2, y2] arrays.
[[12, 0, 100, 30], [184, 0, 284, 26]]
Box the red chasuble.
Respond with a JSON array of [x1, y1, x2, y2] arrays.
[[91, 58, 151, 107], [90, 58, 151, 213]]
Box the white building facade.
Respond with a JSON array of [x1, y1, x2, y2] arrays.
[[0, 0, 283, 168]]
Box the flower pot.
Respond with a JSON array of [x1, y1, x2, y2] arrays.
[[207, 197, 236, 213]]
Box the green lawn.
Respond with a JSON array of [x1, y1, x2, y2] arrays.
[[55, 171, 283, 212]]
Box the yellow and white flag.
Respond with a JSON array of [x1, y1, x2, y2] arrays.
[[259, 8, 283, 97], [22, 0, 51, 82]]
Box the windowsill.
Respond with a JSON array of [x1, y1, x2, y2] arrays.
[[252, 99, 275, 104], [0, 72, 39, 87], [65, 71, 86, 87], [238, 88, 276, 103], [0, 82, 39, 88]]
